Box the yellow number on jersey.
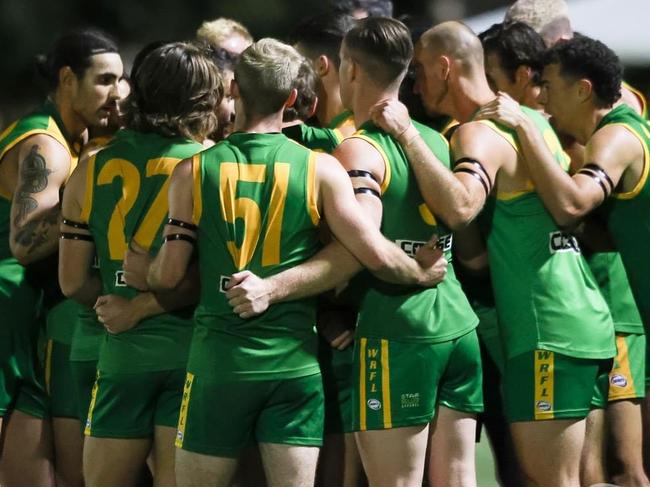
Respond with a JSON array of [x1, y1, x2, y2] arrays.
[[219, 162, 290, 270], [98, 157, 182, 260]]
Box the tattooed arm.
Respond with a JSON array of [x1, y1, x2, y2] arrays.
[[10, 135, 71, 265]]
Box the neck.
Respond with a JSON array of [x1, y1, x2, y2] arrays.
[[317, 87, 345, 127], [447, 75, 495, 123], [235, 110, 284, 134], [574, 106, 611, 145], [352, 85, 399, 128], [51, 91, 87, 141]]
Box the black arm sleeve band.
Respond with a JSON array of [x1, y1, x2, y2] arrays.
[[163, 233, 196, 245], [166, 218, 198, 232], [455, 157, 493, 189], [354, 187, 381, 199], [577, 167, 612, 198], [62, 218, 89, 230], [60, 232, 93, 242], [347, 170, 378, 182], [453, 167, 489, 196], [581, 163, 614, 192]]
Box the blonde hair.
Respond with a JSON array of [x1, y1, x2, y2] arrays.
[[235, 38, 303, 117], [504, 0, 570, 32], [196, 18, 253, 49]]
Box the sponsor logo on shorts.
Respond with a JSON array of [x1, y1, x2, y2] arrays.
[[367, 399, 382, 411], [396, 235, 453, 258], [401, 393, 420, 409], [219, 275, 230, 293], [611, 374, 628, 388], [115, 270, 127, 287], [549, 231, 580, 254], [536, 400, 552, 412]]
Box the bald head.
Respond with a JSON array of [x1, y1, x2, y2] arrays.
[[420, 21, 484, 72]]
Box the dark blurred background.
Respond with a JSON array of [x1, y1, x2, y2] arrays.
[[1, 0, 648, 126]]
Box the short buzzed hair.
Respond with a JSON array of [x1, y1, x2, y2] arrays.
[[290, 11, 356, 68], [196, 18, 253, 49], [283, 56, 319, 123], [420, 21, 484, 73], [504, 0, 570, 32], [235, 38, 304, 117], [344, 17, 413, 87]]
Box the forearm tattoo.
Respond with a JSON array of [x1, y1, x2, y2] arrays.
[[13, 144, 57, 253]]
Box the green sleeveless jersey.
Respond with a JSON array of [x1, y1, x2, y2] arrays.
[[483, 107, 615, 360], [0, 100, 77, 332], [83, 129, 203, 372], [282, 123, 341, 153], [188, 132, 323, 380], [348, 120, 478, 342], [599, 104, 650, 328]]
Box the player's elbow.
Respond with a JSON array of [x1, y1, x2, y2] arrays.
[[59, 275, 84, 300], [553, 204, 586, 231], [442, 207, 476, 232], [10, 243, 37, 266], [149, 267, 185, 293]]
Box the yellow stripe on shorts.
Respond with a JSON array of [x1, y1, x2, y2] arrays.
[[84, 371, 100, 436], [176, 372, 194, 448], [381, 339, 392, 429], [359, 338, 367, 431], [44, 339, 53, 395], [534, 350, 555, 420], [608, 335, 637, 401]]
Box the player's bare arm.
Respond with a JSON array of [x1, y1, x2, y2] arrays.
[[59, 155, 101, 307], [144, 157, 196, 291], [371, 99, 495, 229], [226, 148, 447, 318], [11, 134, 70, 265], [477, 93, 638, 227]]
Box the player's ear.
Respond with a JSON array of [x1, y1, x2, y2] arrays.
[[577, 78, 593, 103], [308, 96, 318, 119], [515, 65, 533, 86], [316, 55, 329, 76], [284, 88, 298, 108], [438, 55, 451, 80], [59, 66, 76, 91], [230, 79, 240, 100]]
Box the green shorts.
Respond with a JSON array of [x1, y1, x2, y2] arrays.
[[70, 359, 98, 422], [45, 339, 78, 418], [85, 368, 185, 438], [319, 340, 354, 435], [352, 331, 484, 432], [607, 333, 646, 402], [503, 350, 611, 422], [177, 372, 324, 458]]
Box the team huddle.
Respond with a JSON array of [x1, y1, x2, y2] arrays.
[[0, 0, 649, 486]]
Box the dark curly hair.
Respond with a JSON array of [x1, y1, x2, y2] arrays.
[[479, 22, 546, 83], [124, 42, 223, 141], [544, 35, 622, 108], [283, 56, 319, 123]]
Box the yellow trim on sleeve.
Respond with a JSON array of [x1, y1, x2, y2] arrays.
[[380, 339, 392, 429], [359, 338, 367, 431], [623, 81, 648, 119], [79, 154, 96, 224], [347, 134, 392, 194], [306, 151, 321, 226], [608, 123, 650, 200], [191, 154, 203, 225]]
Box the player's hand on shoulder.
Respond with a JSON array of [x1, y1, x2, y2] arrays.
[[370, 99, 414, 142], [225, 270, 272, 319], [94, 294, 139, 334], [414, 236, 447, 287], [475, 92, 526, 129], [123, 241, 151, 291]]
